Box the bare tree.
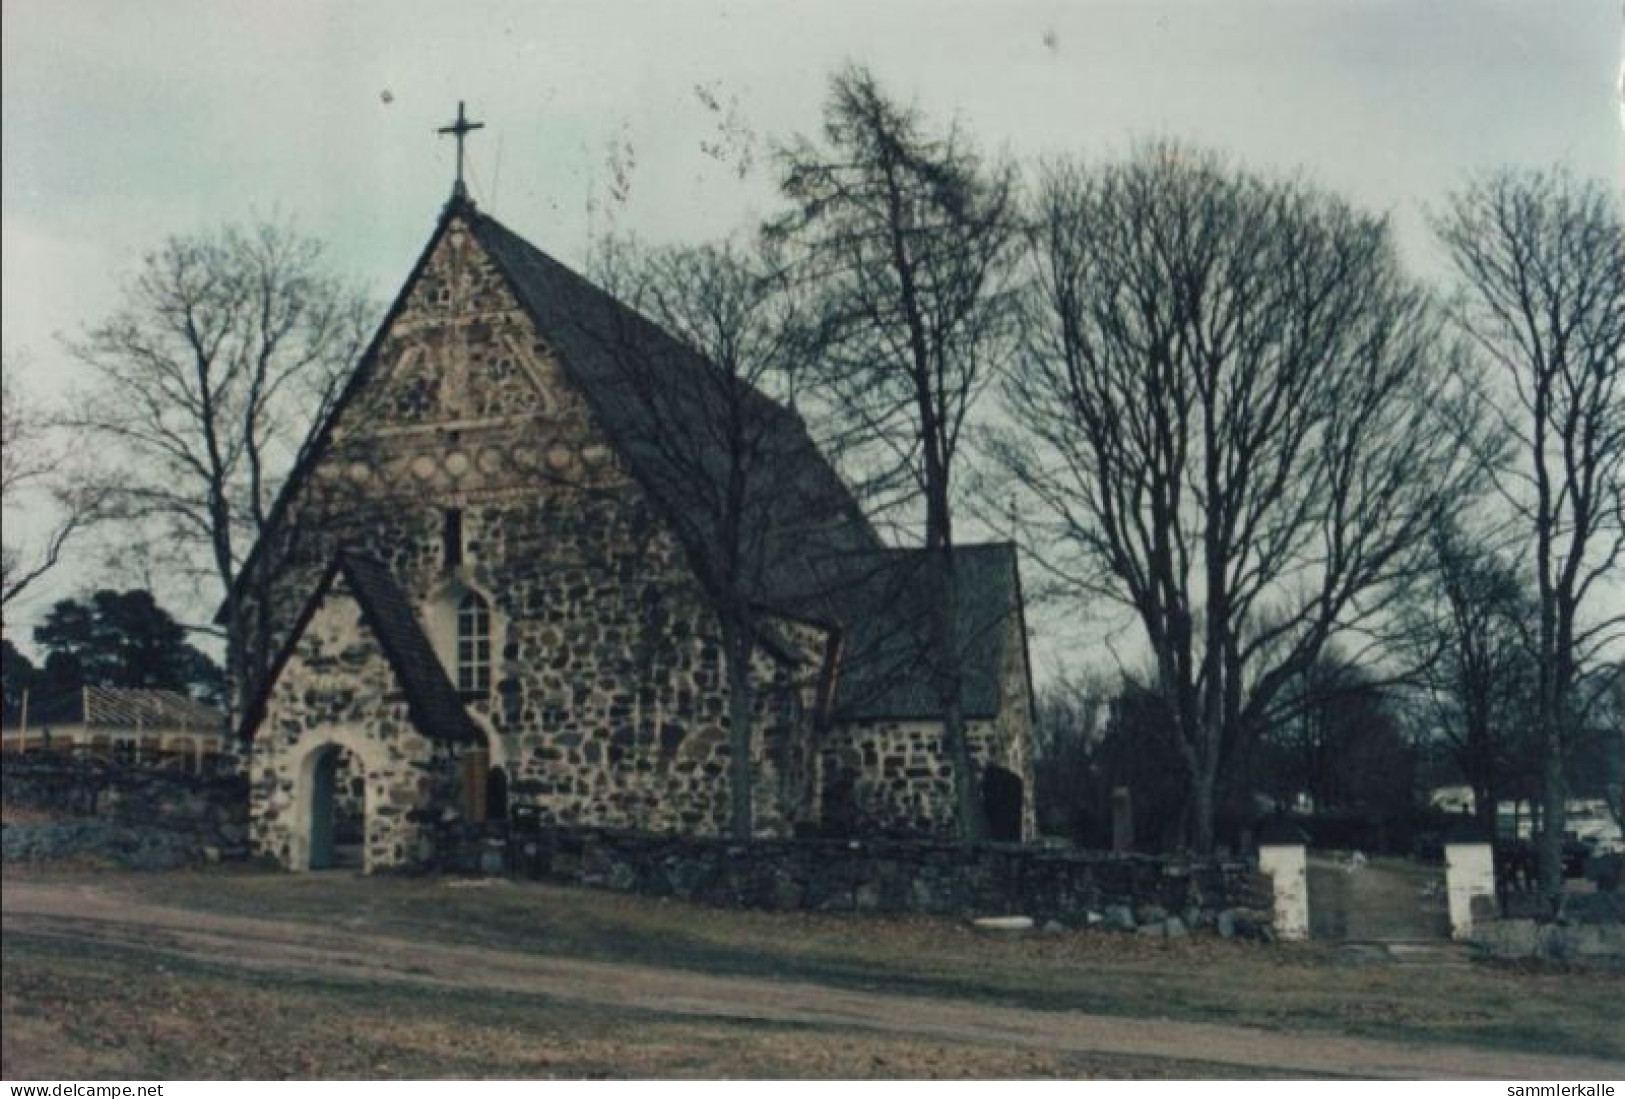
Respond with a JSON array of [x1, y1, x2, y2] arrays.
[[589, 234, 853, 839], [1398, 519, 1538, 834], [768, 65, 1024, 840], [1433, 168, 1625, 893], [68, 219, 373, 717], [995, 146, 1478, 852], [1030, 671, 1114, 842], [1593, 667, 1625, 837], [1257, 651, 1415, 826], [1, 359, 111, 618]]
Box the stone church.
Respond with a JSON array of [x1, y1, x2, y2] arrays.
[[235, 178, 1036, 872]]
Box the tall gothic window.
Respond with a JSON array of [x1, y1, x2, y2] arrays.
[[457, 591, 492, 695]]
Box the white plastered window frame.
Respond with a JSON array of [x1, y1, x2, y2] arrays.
[[424, 576, 503, 704], [422, 574, 510, 780]]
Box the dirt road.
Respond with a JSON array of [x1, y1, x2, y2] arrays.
[[4, 879, 1619, 1080]]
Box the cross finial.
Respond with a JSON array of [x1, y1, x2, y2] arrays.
[[437, 101, 484, 201]]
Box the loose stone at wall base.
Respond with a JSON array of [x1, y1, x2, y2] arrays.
[[427, 822, 1275, 937]]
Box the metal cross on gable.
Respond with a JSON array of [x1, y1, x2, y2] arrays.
[[438, 101, 484, 200]]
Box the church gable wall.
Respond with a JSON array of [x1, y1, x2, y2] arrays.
[[244, 214, 810, 840]]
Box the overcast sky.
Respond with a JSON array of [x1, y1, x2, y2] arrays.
[[3, 0, 1622, 670]]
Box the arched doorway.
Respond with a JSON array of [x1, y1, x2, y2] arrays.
[[308, 743, 366, 870], [983, 764, 1025, 843], [486, 764, 508, 823], [818, 770, 858, 838]]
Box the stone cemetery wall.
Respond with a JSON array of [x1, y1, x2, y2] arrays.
[[432, 819, 1276, 938], [1, 751, 250, 869], [1469, 891, 1625, 966]]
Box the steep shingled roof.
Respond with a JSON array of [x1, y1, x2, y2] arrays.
[[468, 207, 881, 618], [240, 552, 480, 745], [829, 543, 1028, 722]]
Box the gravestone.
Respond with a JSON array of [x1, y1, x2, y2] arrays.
[[1111, 786, 1134, 853]]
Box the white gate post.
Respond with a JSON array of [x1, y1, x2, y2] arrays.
[[1444, 824, 1496, 940], [1258, 820, 1310, 941]]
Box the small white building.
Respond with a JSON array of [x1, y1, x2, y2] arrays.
[[1498, 797, 1623, 853], [1427, 785, 1623, 854], [1428, 784, 1476, 816]]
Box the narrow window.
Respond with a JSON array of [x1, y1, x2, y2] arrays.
[[457, 590, 492, 695], [443, 508, 464, 573]]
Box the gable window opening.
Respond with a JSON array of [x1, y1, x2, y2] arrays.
[[443, 508, 464, 573], [457, 590, 492, 695]]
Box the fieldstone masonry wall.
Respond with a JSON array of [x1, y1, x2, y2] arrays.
[[1470, 893, 1625, 966], [821, 720, 959, 834], [987, 610, 1038, 839], [1, 752, 249, 869], [432, 823, 1275, 936], [820, 721, 1033, 840]]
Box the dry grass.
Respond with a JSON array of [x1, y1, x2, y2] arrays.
[[1, 935, 1270, 1079], [3, 864, 1621, 1078]]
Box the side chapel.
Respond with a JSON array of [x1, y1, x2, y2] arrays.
[[236, 116, 1037, 870]]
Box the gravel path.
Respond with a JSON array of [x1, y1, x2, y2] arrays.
[[5, 879, 1619, 1080]]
